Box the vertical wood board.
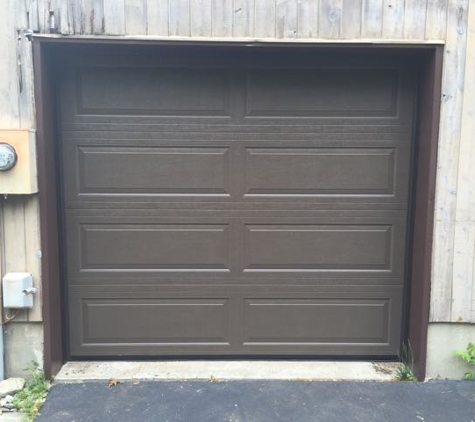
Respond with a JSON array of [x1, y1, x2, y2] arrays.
[[430, 0, 469, 322], [319, 0, 343, 39]]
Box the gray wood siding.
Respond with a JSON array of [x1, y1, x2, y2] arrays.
[[24, 0, 451, 40]]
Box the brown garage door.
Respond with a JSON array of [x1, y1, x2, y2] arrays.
[[58, 48, 417, 358]]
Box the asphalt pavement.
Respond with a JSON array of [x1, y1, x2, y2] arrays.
[[37, 380, 475, 421]]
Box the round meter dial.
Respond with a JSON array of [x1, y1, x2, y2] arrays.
[[0, 143, 17, 171]]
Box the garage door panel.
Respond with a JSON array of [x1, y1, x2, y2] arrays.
[[65, 215, 405, 279], [72, 222, 232, 273], [69, 297, 231, 355], [242, 298, 390, 344], [74, 66, 233, 117], [60, 62, 415, 127], [243, 224, 395, 272], [68, 288, 401, 356], [245, 68, 399, 118], [72, 146, 231, 197], [62, 141, 410, 205], [244, 147, 399, 196]]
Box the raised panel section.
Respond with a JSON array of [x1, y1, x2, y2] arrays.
[[245, 68, 399, 117], [244, 148, 396, 196], [76, 146, 230, 196], [80, 298, 230, 345], [243, 298, 390, 344], [244, 224, 392, 271], [79, 224, 231, 272], [77, 67, 231, 116]]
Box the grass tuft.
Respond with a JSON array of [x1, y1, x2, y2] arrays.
[[396, 342, 416, 382], [395, 362, 416, 382]]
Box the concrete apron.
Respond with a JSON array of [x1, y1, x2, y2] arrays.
[[56, 361, 398, 382]]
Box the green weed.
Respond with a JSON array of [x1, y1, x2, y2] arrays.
[[396, 342, 416, 382], [12, 361, 51, 421], [454, 342, 475, 380]]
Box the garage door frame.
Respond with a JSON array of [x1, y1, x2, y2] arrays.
[[32, 37, 443, 380]]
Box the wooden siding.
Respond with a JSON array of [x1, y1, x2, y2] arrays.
[[16, 0, 451, 41], [0, 0, 474, 323], [0, 0, 42, 323]]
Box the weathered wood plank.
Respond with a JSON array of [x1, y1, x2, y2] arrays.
[[297, 0, 318, 38], [451, 0, 475, 323], [382, 0, 405, 38], [24, 196, 42, 322], [211, 0, 233, 37], [276, 0, 298, 38], [341, 0, 362, 39], [169, 0, 191, 36], [3, 198, 27, 272], [472, 262, 475, 321], [255, 0, 276, 38], [0, 0, 20, 128], [147, 0, 168, 35], [14, 2, 36, 128], [59, 0, 73, 34], [232, 0, 254, 37], [191, 0, 212, 37], [362, 0, 383, 38], [29, 0, 40, 32], [30, 0, 49, 32], [431, 0, 469, 322], [91, 0, 105, 34], [319, 0, 342, 39], [69, 0, 81, 33], [452, 224, 475, 322], [103, 0, 125, 35], [425, 0, 448, 39], [403, 0, 428, 39], [125, 0, 147, 35], [81, 0, 93, 34], [17, 33, 35, 128], [39, 0, 50, 32], [2, 197, 28, 322]]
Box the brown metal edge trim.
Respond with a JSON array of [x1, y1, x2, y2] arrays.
[[33, 37, 442, 379], [408, 46, 443, 381], [33, 39, 64, 379]]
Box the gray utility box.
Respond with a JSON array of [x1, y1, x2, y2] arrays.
[[2, 273, 36, 308]]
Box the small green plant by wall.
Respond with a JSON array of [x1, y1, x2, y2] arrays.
[[454, 342, 475, 380], [13, 361, 51, 421], [396, 342, 416, 382]]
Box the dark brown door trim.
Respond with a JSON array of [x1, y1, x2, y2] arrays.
[[32, 37, 443, 380], [32, 40, 64, 378], [407, 46, 443, 379]]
